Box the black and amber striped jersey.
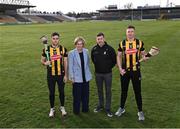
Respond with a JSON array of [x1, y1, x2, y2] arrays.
[[118, 39, 145, 71], [42, 45, 68, 76]]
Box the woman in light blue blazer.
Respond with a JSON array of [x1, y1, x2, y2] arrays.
[[68, 36, 92, 115]]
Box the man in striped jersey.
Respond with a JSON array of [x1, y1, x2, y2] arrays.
[[41, 32, 68, 118], [115, 25, 149, 121]]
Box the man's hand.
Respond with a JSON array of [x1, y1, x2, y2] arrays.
[[63, 75, 68, 83], [119, 68, 126, 76], [141, 51, 150, 62], [142, 56, 149, 62], [44, 61, 51, 66]]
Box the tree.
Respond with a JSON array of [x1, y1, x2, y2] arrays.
[[124, 2, 133, 9]]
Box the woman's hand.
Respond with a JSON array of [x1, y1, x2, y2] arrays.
[[63, 76, 68, 83]]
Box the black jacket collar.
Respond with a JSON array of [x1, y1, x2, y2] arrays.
[[97, 41, 108, 48]]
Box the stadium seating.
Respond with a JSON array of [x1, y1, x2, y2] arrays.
[[0, 15, 17, 23], [9, 14, 31, 22], [142, 15, 159, 19], [97, 7, 180, 21], [165, 14, 180, 19], [37, 15, 63, 22], [55, 14, 76, 22], [21, 15, 48, 23]]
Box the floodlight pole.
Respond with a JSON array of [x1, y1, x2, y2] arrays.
[[141, 8, 143, 20], [159, 0, 161, 18], [131, 8, 134, 22]]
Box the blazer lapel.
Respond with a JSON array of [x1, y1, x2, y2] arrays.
[[74, 49, 81, 67], [83, 48, 88, 69]]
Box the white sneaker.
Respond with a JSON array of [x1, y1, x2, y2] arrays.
[[115, 107, 125, 117], [106, 110, 113, 117], [60, 106, 67, 116], [49, 108, 55, 118], [138, 111, 145, 121]]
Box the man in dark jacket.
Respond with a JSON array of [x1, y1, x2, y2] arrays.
[[91, 32, 116, 117]]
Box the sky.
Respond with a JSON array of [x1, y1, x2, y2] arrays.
[[28, 0, 180, 13]]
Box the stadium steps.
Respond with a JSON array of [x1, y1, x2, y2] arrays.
[[0, 15, 18, 23], [10, 14, 31, 22], [37, 15, 63, 22], [50, 15, 64, 22], [55, 14, 76, 22], [21, 15, 49, 23]]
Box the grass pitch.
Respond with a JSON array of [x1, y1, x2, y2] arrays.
[[0, 20, 180, 128]]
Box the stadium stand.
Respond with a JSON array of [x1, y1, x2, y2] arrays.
[[0, 0, 76, 24], [37, 15, 63, 22], [21, 15, 48, 23], [9, 14, 31, 22], [97, 6, 180, 20], [1, 0, 180, 23], [0, 14, 17, 23], [142, 15, 159, 19], [55, 14, 76, 22], [165, 14, 180, 19]]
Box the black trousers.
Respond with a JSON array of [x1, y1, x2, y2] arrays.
[[47, 75, 65, 108], [120, 70, 143, 111], [73, 82, 89, 114]]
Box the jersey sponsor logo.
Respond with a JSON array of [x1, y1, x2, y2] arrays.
[[51, 55, 62, 61], [137, 44, 140, 49], [125, 49, 138, 55], [129, 43, 133, 49]]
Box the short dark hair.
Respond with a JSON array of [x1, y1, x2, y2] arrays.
[[51, 32, 60, 37], [97, 32, 105, 37], [127, 25, 135, 30]]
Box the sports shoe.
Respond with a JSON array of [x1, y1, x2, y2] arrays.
[[106, 110, 113, 117], [138, 111, 145, 121], [49, 108, 55, 118], [93, 106, 103, 113], [60, 106, 67, 116], [115, 107, 125, 117]]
